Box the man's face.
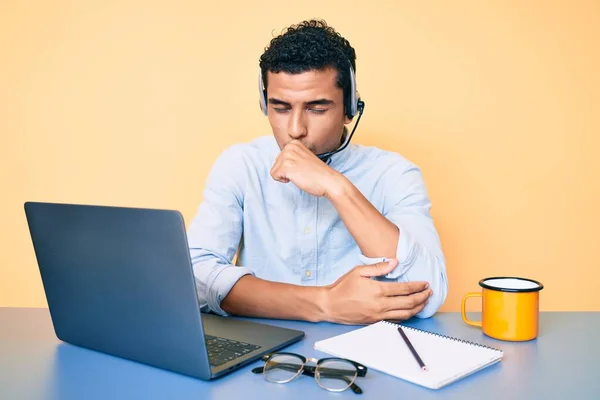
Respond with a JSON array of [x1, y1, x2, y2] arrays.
[[265, 68, 352, 155]]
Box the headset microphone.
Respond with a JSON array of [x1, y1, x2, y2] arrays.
[[316, 100, 364, 163]]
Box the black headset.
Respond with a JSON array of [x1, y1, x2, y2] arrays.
[[258, 63, 365, 163]]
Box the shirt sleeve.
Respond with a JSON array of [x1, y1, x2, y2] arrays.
[[358, 163, 448, 318], [186, 145, 254, 316]]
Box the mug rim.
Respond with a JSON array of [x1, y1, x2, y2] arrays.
[[479, 276, 544, 293]]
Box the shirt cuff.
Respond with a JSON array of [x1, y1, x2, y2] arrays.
[[358, 228, 416, 280], [207, 265, 254, 316]]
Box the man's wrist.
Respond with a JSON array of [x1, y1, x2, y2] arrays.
[[323, 172, 351, 201], [312, 285, 332, 323]]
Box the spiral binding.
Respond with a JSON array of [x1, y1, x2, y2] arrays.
[[382, 320, 503, 353]]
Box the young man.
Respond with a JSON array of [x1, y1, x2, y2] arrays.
[[187, 20, 447, 324]]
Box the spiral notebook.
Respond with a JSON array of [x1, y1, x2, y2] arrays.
[[314, 320, 503, 390]]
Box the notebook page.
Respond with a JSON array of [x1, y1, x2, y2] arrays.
[[314, 321, 503, 389]]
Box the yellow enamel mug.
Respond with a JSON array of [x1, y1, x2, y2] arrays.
[[461, 277, 544, 341]]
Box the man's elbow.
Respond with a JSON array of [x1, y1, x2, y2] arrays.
[[415, 255, 448, 319]]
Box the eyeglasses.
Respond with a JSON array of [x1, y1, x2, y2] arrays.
[[251, 352, 368, 394]]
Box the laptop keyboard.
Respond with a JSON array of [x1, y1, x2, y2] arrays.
[[205, 335, 262, 367]]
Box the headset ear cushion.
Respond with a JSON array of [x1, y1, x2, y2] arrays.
[[258, 71, 268, 115], [346, 105, 354, 119], [347, 66, 358, 119], [261, 89, 268, 115], [346, 96, 358, 119]]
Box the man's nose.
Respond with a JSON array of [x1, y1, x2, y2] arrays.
[[288, 109, 308, 139]]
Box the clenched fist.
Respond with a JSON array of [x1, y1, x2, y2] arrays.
[[270, 140, 342, 197]]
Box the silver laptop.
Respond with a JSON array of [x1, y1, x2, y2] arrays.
[[24, 201, 304, 380]]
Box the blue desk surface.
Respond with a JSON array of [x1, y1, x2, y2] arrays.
[[1, 308, 598, 399]]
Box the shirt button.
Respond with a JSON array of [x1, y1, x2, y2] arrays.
[[304, 227, 311, 234], [305, 270, 312, 278]]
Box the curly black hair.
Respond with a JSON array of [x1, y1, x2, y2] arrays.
[[259, 19, 357, 118]]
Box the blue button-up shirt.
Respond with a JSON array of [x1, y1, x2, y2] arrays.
[[187, 136, 448, 319]]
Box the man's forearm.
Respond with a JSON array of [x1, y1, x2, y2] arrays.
[[220, 275, 329, 322], [325, 174, 399, 259]]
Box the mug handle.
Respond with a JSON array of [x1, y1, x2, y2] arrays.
[[461, 292, 483, 327]]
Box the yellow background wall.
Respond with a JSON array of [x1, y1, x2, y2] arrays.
[[1, 1, 599, 312]]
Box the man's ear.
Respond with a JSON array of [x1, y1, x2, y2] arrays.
[[344, 113, 353, 125]]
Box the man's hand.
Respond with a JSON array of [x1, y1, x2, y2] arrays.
[[270, 140, 342, 197], [322, 259, 433, 324]]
